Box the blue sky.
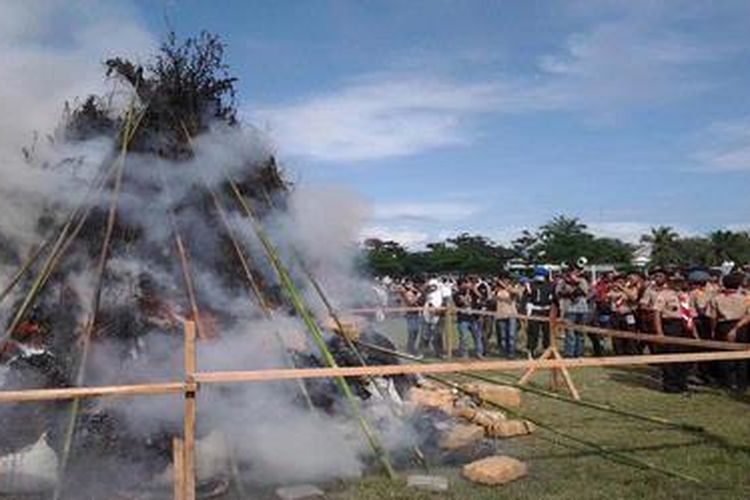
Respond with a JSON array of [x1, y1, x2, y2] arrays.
[[19, 1, 750, 248]]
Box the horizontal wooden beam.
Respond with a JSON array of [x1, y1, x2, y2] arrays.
[[346, 307, 746, 351], [194, 350, 750, 385], [0, 382, 185, 404], [1, 348, 749, 404]]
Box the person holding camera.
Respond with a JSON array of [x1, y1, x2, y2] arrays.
[[556, 264, 591, 357]]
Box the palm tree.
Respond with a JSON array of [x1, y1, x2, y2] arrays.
[[539, 215, 588, 241], [641, 226, 680, 267]]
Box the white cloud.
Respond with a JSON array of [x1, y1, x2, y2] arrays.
[[253, 77, 518, 162], [535, 21, 716, 110], [587, 222, 654, 244], [694, 119, 750, 171], [253, 11, 724, 163], [372, 201, 480, 222], [726, 223, 750, 233], [589, 221, 699, 243], [360, 225, 429, 249]]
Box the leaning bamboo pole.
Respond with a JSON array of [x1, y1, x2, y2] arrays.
[[204, 185, 316, 411], [0, 167, 114, 348], [54, 99, 145, 500], [178, 122, 314, 412], [227, 178, 397, 479], [354, 340, 706, 434], [155, 159, 204, 340], [0, 239, 50, 305], [425, 373, 703, 484], [258, 185, 428, 469]]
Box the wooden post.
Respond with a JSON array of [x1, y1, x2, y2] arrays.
[[173, 437, 185, 500], [183, 320, 197, 500], [445, 304, 454, 360]]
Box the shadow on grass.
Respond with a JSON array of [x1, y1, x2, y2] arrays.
[[606, 368, 663, 391]]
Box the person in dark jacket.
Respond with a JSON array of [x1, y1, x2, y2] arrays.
[[526, 267, 554, 357]]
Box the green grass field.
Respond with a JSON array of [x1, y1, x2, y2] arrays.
[[325, 319, 750, 500]]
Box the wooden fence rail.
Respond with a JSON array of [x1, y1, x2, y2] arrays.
[[0, 316, 748, 499], [344, 306, 747, 351]]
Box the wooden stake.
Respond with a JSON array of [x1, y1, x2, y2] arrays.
[[183, 320, 197, 500], [552, 346, 580, 400], [519, 345, 553, 384], [173, 437, 185, 500]]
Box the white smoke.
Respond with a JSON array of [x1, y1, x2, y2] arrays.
[[0, 3, 412, 493], [0, 1, 154, 247]]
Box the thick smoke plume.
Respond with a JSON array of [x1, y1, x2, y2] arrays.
[[0, 6, 419, 497]]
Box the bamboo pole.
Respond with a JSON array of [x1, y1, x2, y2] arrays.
[[155, 161, 204, 340], [173, 437, 186, 500], [355, 340, 707, 433], [178, 123, 314, 411], [227, 179, 396, 479], [183, 320, 198, 500], [0, 240, 50, 305], [258, 185, 429, 470], [53, 100, 145, 500], [0, 160, 117, 336], [426, 373, 702, 483]]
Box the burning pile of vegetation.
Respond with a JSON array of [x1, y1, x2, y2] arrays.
[[0, 31, 532, 498]]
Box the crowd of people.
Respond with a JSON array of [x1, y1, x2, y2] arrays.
[[381, 263, 750, 394]]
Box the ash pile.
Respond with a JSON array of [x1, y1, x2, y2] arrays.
[[0, 32, 532, 499]]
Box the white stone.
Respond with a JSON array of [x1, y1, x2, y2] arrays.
[[407, 474, 449, 492], [276, 484, 325, 500]]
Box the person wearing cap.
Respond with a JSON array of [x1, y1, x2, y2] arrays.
[[653, 274, 699, 393], [707, 272, 750, 392], [527, 267, 554, 357], [556, 265, 591, 358]]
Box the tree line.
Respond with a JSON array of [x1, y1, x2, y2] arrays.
[[363, 215, 750, 276]]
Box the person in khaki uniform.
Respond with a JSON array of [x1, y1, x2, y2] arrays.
[[638, 269, 667, 337], [653, 275, 698, 393], [707, 272, 750, 392], [609, 274, 640, 355], [688, 269, 715, 383]]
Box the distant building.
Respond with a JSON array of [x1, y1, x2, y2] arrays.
[[631, 244, 651, 268]]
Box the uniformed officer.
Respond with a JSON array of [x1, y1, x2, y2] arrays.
[[638, 268, 667, 339], [707, 272, 750, 392], [688, 269, 714, 383], [609, 273, 640, 355], [653, 274, 698, 393]]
